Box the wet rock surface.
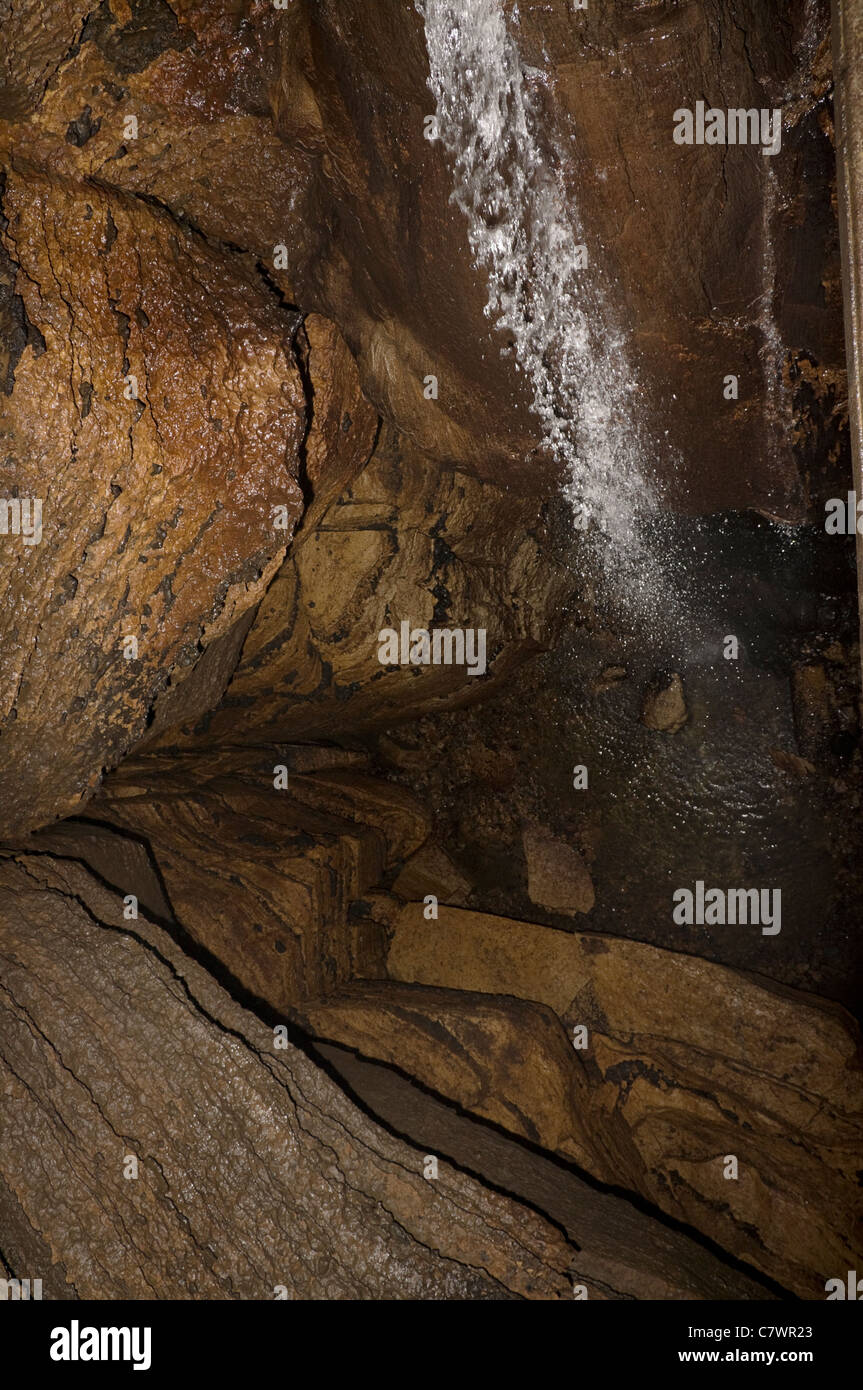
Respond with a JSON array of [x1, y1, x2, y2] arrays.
[[523, 823, 596, 915], [0, 165, 305, 835], [273, 0, 841, 517], [0, 0, 860, 1304], [385, 902, 863, 1300], [150, 425, 571, 748], [378, 508, 863, 1010]]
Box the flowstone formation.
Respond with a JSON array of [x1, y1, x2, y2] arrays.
[[0, 0, 861, 1308]]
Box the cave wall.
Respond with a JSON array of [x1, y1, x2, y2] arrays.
[[0, 0, 861, 1307]]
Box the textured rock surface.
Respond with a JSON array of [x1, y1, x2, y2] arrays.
[[1, 0, 314, 287], [0, 852, 576, 1299], [0, 165, 305, 836], [0, 0, 857, 1308], [303, 980, 587, 1160], [386, 902, 863, 1299], [315, 1039, 778, 1301], [5, 0, 838, 517], [523, 824, 595, 916], [154, 426, 570, 747], [274, 0, 841, 517], [0, 0, 96, 121], [82, 750, 430, 1010], [296, 312, 379, 532]]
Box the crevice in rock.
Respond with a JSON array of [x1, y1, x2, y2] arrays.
[[291, 317, 316, 512], [308, 1039, 791, 1301], [0, 173, 47, 395]]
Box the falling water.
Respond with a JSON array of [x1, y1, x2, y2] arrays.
[[416, 0, 674, 629]]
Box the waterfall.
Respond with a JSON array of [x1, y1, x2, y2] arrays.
[[416, 0, 668, 621]]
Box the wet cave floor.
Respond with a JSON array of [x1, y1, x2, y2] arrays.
[[374, 505, 863, 1014]]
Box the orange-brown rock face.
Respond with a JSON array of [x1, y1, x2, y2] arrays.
[[3, 0, 840, 519], [149, 424, 572, 748], [275, 0, 840, 517], [384, 903, 863, 1300], [0, 166, 304, 836], [0, 0, 96, 121], [0, 0, 859, 1312], [1, 1, 317, 296]]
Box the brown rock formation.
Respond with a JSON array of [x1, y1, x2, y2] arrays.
[[314, 1039, 778, 1302], [391, 842, 473, 905], [40, 746, 861, 1298], [303, 979, 589, 1161], [523, 824, 596, 915], [0, 852, 575, 1298], [385, 903, 863, 1299], [150, 424, 570, 747], [0, 1, 96, 121], [271, 0, 839, 516], [0, 0, 858, 1308], [1, 1, 314, 286], [86, 750, 429, 1010], [0, 164, 305, 836], [4, 0, 835, 515]]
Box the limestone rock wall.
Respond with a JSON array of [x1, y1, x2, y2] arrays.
[[0, 0, 859, 1307]]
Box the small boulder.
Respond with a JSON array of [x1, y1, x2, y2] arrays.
[[640, 671, 688, 733], [523, 825, 595, 915], [392, 843, 473, 905]]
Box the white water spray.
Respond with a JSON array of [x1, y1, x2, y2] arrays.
[[416, 0, 670, 622]]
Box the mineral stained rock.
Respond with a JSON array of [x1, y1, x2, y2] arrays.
[[314, 1038, 778, 1301], [385, 903, 863, 1299], [295, 312, 380, 532], [155, 425, 571, 747], [522, 823, 596, 916], [0, 165, 305, 837], [7, 0, 837, 515], [139, 309, 379, 750], [273, 0, 840, 517], [83, 750, 431, 1010], [303, 979, 595, 1163], [0, 852, 576, 1299], [0, 0, 97, 121], [1, 0, 316, 290]]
